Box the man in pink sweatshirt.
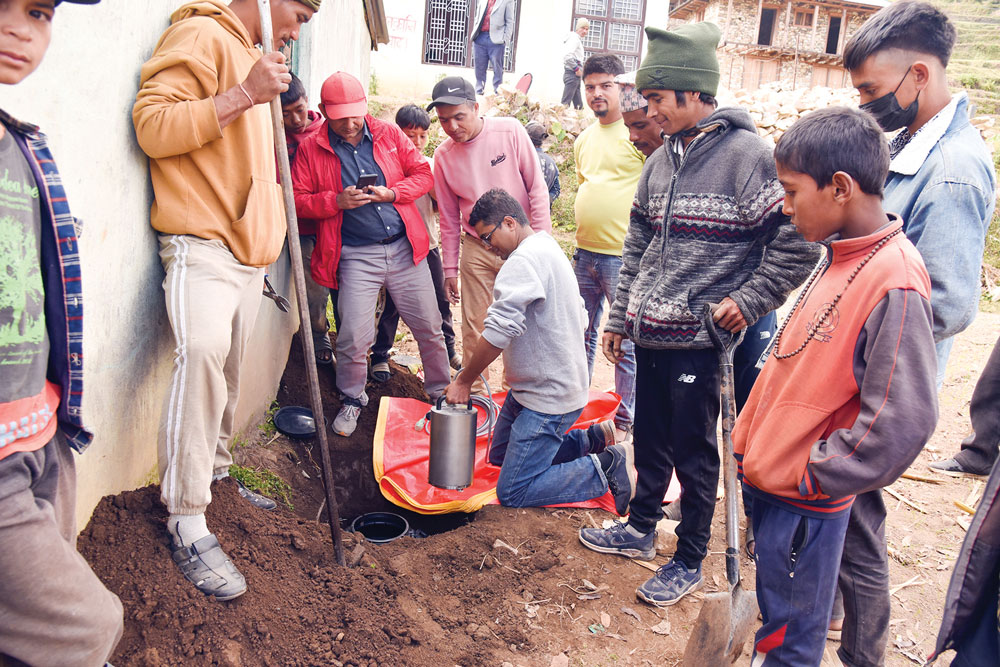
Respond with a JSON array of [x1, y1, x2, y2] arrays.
[[429, 76, 551, 390]]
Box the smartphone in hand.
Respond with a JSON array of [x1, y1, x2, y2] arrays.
[[356, 174, 378, 190]]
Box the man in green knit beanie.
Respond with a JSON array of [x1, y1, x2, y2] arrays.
[[579, 21, 817, 613]]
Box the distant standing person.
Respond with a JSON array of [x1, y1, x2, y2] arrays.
[[573, 53, 644, 443], [428, 76, 551, 393], [525, 121, 560, 209], [469, 0, 515, 95], [561, 18, 589, 109]]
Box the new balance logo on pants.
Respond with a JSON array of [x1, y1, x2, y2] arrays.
[[677, 374, 697, 384]]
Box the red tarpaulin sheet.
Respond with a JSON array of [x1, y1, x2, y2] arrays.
[[373, 390, 679, 515]]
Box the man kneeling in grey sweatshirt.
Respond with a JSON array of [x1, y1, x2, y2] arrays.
[[444, 189, 636, 513]]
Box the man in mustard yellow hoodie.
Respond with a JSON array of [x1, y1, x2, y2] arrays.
[[133, 0, 319, 601]]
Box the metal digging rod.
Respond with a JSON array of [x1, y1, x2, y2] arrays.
[[257, 0, 346, 566]]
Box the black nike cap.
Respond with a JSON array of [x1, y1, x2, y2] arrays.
[[426, 76, 476, 111]]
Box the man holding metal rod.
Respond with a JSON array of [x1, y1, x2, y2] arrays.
[[133, 0, 319, 601]]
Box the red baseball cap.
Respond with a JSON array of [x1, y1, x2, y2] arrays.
[[320, 72, 368, 120]]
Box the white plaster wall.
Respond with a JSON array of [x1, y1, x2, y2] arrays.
[[370, 0, 678, 107], [295, 0, 371, 103], [0, 1, 367, 528]]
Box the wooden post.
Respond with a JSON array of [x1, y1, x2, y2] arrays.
[[256, 0, 347, 567], [784, 1, 792, 48], [838, 8, 848, 54], [724, 0, 734, 41], [811, 3, 818, 50], [755, 0, 763, 43]]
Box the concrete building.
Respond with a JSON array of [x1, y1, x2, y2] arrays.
[[370, 0, 672, 104], [3, 0, 371, 528], [668, 0, 888, 91]]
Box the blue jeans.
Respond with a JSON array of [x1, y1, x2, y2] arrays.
[[574, 248, 635, 429], [488, 394, 608, 507], [473, 32, 504, 94], [751, 500, 850, 666]]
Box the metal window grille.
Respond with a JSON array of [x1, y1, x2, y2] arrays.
[[576, 0, 608, 18], [612, 0, 641, 21], [423, 0, 521, 70], [572, 0, 646, 69], [608, 22, 640, 52], [583, 20, 606, 49]]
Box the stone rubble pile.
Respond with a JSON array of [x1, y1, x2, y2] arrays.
[[721, 81, 861, 145], [480, 82, 595, 141], [452, 80, 996, 155]]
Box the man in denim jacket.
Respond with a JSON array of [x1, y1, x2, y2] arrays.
[[828, 3, 998, 665], [847, 1, 996, 389]]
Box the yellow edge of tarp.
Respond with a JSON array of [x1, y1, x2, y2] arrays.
[[372, 395, 498, 515]]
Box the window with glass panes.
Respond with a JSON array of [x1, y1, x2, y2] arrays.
[[572, 0, 646, 71], [422, 0, 522, 70]]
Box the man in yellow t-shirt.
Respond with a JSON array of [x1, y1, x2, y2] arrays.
[[573, 54, 645, 443]]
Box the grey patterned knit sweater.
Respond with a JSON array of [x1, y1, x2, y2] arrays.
[[606, 107, 819, 349]]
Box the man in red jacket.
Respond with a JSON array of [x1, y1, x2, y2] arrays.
[[292, 72, 451, 436]]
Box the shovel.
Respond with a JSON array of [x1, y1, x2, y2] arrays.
[[682, 304, 759, 664]]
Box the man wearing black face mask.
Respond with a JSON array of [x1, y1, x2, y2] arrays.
[[831, 4, 997, 666], [846, 1, 995, 388]]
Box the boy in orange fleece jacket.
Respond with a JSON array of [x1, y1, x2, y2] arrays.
[[732, 107, 937, 665]]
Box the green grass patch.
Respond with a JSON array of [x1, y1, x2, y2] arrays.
[[259, 400, 279, 437], [230, 464, 293, 510]]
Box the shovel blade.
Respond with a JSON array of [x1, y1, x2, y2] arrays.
[[682, 584, 759, 665]]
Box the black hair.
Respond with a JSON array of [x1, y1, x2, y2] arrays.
[[774, 107, 889, 197], [469, 188, 529, 228], [395, 103, 431, 130], [280, 73, 307, 108], [583, 53, 625, 79], [673, 91, 718, 108], [844, 0, 957, 70]]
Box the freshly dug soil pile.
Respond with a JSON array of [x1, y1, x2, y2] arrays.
[[79, 480, 444, 666], [77, 334, 701, 665], [273, 332, 431, 523]]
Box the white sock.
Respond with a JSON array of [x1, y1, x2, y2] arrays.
[[167, 513, 210, 547], [625, 524, 648, 538], [212, 470, 229, 482]]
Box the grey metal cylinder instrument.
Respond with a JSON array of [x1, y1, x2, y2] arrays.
[[427, 396, 478, 490]]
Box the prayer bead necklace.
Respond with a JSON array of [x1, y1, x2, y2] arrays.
[[772, 228, 902, 360]]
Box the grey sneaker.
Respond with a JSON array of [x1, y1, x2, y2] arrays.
[[333, 398, 363, 437], [636, 559, 702, 607], [578, 520, 656, 560], [171, 534, 247, 601], [603, 443, 637, 516], [234, 477, 277, 510], [929, 457, 990, 478]]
